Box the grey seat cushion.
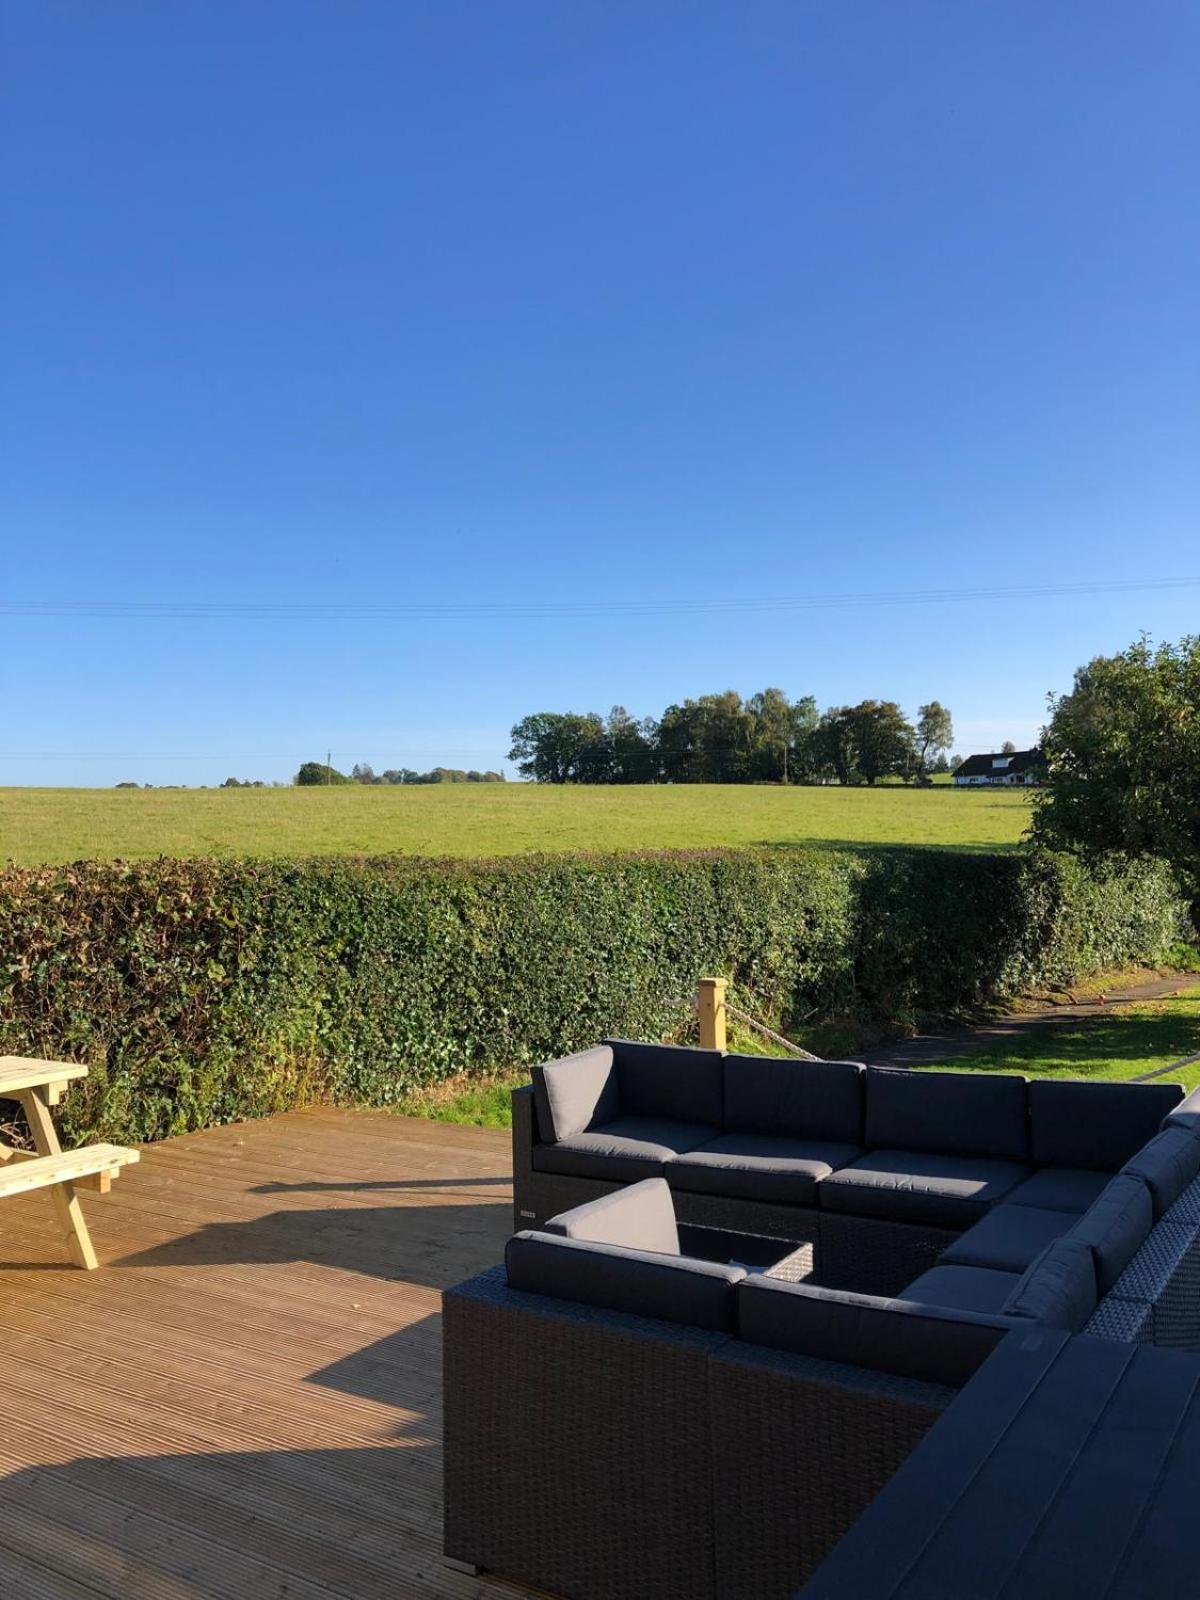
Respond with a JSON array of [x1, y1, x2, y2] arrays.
[[1121, 1127, 1200, 1219], [532, 1045, 621, 1143], [506, 1230, 744, 1331], [1002, 1235, 1097, 1331], [818, 1149, 1029, 1229], [941, 1204, 1073, 1273], [902, 1264, 1022, 1315], [607, 1039, 724, 1127], [1028, 1079, 1185, 1172], [1002, 1167, 1114, 1215], [543, 1177, 681, 1254], [864, 1066, 1028, 1162], [722, 1055, 864, 1143], [531, 1116, 718, 1182], [666, 1133, 861, 1206], [736, 1274, 1013, 1387], [1066, 1173, 1153, 1295]]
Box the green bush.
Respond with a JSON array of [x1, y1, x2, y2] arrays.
[[0, 848, 1189, 1145]]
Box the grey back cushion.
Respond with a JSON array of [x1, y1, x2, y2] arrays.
[[505, 1231, 743, 1331], [543, 1177, 681, 1255], [1165, 1085, 1200, 1138], [1003, 1236, 1096, 1331], [864, 1066, 1028, 1162], [1066, 1173, 1153, 1295], [736, 1275, 1011, 1388], [723, 1056, 864, 1143], [532, 1045, 621, 1143], [607, 1040, 724, 1127], [1028, 1079, 1185, 1171], [1122, 1128, 1200, 1219]]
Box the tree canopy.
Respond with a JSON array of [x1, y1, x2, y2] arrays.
[[509, 690, 933, 785], [1032, 634, 1200, 912], [295, 761, 353, 786]]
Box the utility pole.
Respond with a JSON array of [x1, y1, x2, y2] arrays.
[[326, 750, 332, 786]]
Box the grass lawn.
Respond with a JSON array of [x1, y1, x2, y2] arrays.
[[935, 984, 1200, 1089], [1, 782, 1032, 865]]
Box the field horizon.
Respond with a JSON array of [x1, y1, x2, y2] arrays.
[[1, 783, 1033, 865]]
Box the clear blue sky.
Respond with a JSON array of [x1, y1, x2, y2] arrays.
[[3, 1, 1197, 786]]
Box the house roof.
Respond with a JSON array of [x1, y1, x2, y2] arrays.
[[955, 748, 1043, 778]]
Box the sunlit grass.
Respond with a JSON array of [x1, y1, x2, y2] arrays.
[[936, 986, 1200, 1089], [1, 782, 1032, 865]]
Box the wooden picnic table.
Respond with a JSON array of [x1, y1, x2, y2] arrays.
[[0, 1056, 138, 1269]]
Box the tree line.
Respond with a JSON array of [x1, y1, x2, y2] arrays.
[[508, 692, 955, 785], [294, 761, 504, 786]]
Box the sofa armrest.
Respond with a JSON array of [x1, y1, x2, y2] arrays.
[[507, 1230, 745, 1331], [511, 1084, 538, 1231], [543, 1176, 681, 1253]]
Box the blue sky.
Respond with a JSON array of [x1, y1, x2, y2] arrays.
[[3, 1, 1197, 786]]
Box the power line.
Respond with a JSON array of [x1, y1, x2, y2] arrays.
[[1, 574, 1197, 623]]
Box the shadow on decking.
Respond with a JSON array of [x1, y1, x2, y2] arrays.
[[0, 1442, 457, 1600], [252, 1175, 510, 1193], [113, 1199, 510, 1294]]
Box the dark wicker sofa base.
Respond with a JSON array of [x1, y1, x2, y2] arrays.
[[443, 1265, 951, 1600]]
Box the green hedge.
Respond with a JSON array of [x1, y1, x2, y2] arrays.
[[0, 847, 1190, 1145]]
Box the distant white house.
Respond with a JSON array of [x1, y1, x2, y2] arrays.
[[953, 748, 1044, 787]]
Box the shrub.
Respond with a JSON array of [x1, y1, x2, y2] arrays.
[[0, 848, 1189, 1145]]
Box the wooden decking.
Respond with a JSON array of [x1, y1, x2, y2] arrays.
[[0, 1107, 533, 1599]]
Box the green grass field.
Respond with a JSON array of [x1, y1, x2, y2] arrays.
[[0, 783, 1033, 865], [936, 985, 1200, 1089]]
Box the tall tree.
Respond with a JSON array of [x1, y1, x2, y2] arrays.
[[508, 712, 606, 783], [812, 707, 856, 784], [605, 706, 657, 783], [916, 702, 955, 778], [847, 701, 917, 785], [1031, 635, 1200, 914]]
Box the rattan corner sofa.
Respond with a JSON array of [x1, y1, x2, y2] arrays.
[[444, 1041, 1200, 1600]]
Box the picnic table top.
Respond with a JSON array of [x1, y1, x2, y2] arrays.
[[0, 1056, 88, 1096], [798, 1325, 1200, 1600]]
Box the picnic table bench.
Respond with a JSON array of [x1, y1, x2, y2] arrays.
[[0, 1056, 139, 1269]]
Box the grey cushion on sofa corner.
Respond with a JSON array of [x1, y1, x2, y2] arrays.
[[942, 1204, 1074, 1273], [722, 1055, 864, 1143], [864, 1066, 1028, 1162], [1001, 1167, 1113, 1215], [1122, 1126, 1200, 1219], [1002, 1235, 1097, 1331], [542, 1177, 681, 1254], [666, 1133, 861, 1206], [817, 1149, 1029, 1229], [901, 1263, 1022, 1315], [736, 1274, 1012, 1388], [1165, 1085, 1200, 1138], [607, 1039, 725, 1127], [532, 1045, 620, 1143], [505, 1230, 744, 1331], [1063, 1173, 1153, 1296], [531, 1116, 718, 1182], [1028, 1079, 1185, 1172]]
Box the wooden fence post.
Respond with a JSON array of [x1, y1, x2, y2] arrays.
[[697, 977, 727, 1052]]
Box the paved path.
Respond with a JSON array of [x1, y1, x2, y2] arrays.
[[862, 971, 1200, 1070]]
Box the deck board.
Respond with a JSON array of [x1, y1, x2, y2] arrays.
[[0, 1108, 535, 1598]]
